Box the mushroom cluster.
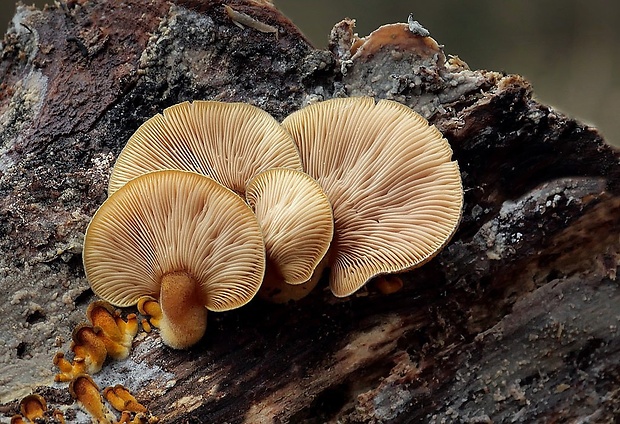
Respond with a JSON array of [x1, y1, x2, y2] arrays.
[[50, 301, 157, 423], [69, 375, 157, 424], [83, 97, 463, 349], [53, 301, 138, 382]]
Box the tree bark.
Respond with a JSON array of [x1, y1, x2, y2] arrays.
[[1, 1, 618, 423]]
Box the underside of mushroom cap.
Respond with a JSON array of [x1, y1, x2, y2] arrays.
[[246, 167, 334, 285], [108, 100, 303, 196], [84, 169, 266, 311], [281, 96, 463, 297]]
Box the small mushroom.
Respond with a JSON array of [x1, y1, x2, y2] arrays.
[[52, 409, 66, 424], [117, 411, 155, 424], [53, 351, 81, 382], [69, 374, 115, 424], [117, 411, 132, 424], [371, 275, 404, 295], [19, 393, 46, 422], [282, 97, 463, 297], [103, 385, 147, 414], [86, 301, 138, 360], [258, 255, 328, 303], [107, 100, 302, 196], [71, 324, 109, 374], [349, 22, 443, 64], [245, 168, 333, 300], [136, 296, 162, 330], [83, 170, 265, 349], [10, 416, 26, 424], [139, 318, 152, 334], [53, 323, 109, 382]]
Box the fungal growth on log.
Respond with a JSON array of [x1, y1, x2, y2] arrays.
[[83, 170, 266, 349], [282, 97, 463, 297], [107, 101, 302, 196], [0, 0, 617, 422], [246, 167, 334, 302]]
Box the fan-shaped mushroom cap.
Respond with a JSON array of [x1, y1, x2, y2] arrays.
[[86, 301, 138, 359], [108, 100, 302, 196], [349, 23, 443, 64], [103, 384, 147, 414], [281, 97, 463, 297], [70, 324, 108, 375], [84, 170, 265, 348], [246, 168, 333, 286], [19, 394, 46, 422], [69, 375, 116, 424]]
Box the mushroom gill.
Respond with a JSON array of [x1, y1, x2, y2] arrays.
[[281, 96, 463, 297], [108, 100, 302, 197], [83, 170, 265, 349]]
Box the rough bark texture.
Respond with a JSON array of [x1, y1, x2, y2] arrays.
[[1, 1, 619, 423]]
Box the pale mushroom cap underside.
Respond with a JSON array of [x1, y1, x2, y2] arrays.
[[84, 170, 266, 311], [108, 100, 302, 196], [246, 168, 334, 285], [281, 96, 463, 297]]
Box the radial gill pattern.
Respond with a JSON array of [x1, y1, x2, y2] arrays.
[[281, 97, 463, 297]]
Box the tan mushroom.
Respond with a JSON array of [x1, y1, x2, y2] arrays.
[[257, 256, 328, 303], [371, 275, 404, 295], [70, 324, 108, 375], [108, 100, 302, 196], [137, 296, 162, 332], [53, 352, 78, 382], [281, 97, 463, 297], [52, 409, 66, 424], [349, 23, 443, 64], [245, 168, 333, 301], [86, 301, 138, 360], [53, 318, 125, 382], [116, 411, 153, 424], [83, 170, 265, 349], [103, 384, 147, 414], [19, 393, 46, 422], [69, 375, 116, 424]]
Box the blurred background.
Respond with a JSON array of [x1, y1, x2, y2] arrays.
[[1, 0, 618, 146]]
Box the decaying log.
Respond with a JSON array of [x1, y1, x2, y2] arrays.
[[1, 0, 618, 423]]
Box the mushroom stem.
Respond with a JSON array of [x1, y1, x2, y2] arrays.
[[158, 272, 208, 349], [258, 256, 327, 303]]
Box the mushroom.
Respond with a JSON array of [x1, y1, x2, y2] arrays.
[[53, 352, 78, 383], [55, 319, 125, 382], [19, 393, 46, 422], [117, 411, 156, 424], [86, 301, 138, 360], [245, 168, 333, 301], [281, 97, 463, 297], [53, 323, 110, 382], [257, 256, 327, 303], [103, 384, 147, 414], [69, 375, 116, 424], [107, 100, 302, 197], [52, 409, 66, 424], [349, 23, 443, 64], [83, 170, 265, 349], [70, 324, 108, 375], [136, 296, 162, 332], [371, 275, 404, 295]]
